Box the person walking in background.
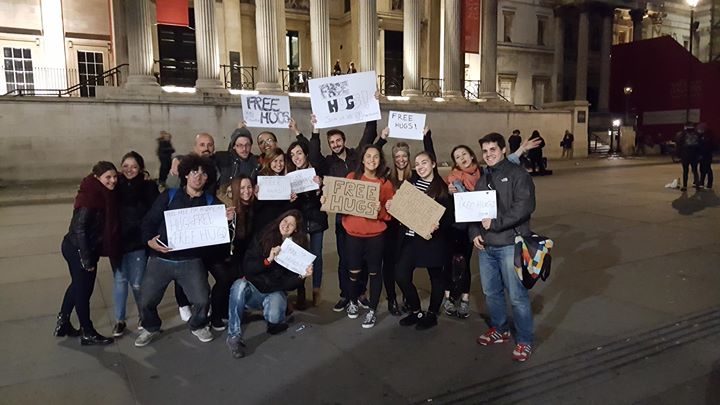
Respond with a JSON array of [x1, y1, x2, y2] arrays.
[[698, 123, 714, 190], [527, 130, 546, 174], [561, 130, 574, 159], [156, 131, 175, 187], [55, 161, 120, 346]]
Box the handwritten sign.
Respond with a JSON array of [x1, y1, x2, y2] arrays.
[[388, 111, 426, 140], [287, 168, 319, 194], [163, 205, 229, 251], [241, 94, 291, 128], [320, 176, 380, 219], [275, 238, 316, 276], [257, 176, 291, 200], [388, 181, 446, 240], [454, 190, 497, 223], [308, 71, 381, 129]]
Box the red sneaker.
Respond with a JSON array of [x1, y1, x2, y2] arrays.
[[512, 344, 532, 362], [476, 328, 512, 346]]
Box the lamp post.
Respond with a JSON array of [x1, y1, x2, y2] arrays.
[[610, 119, 621, 155], [686, 0, 700, 124], [623, 85, 633, 124]]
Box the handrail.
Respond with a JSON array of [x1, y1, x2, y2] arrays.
[[3, 64, 129, 97], [421, 77, 443, 97], [65, 63, 129, 94], [280, 69, 312, 93], [221, 64, 256, 90], [378, 74, 403, 96]]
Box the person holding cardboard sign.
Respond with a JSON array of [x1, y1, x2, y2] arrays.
[[226, 210, 312, 359], [340, 144, 395, 328]]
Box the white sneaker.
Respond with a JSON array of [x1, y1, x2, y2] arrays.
[[347, 301, 359, 319], [178, 305, 192, 322], [361, 310, 377, 329], [191, 326, 214, 343], [134, 330, 159, 347]]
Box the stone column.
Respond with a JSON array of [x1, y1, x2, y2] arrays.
[[255, 0, 281, 91], [124, 0, 158, 88], [443, 0, 463, 98], [575, 9, 589, 101], [597, 10, 613, 111], [310, 0, 331, 78], [480, 0, 498, 95], [194, 0, 223, 89], [402, 0, 422, 96], [358, 0, 377, 72], [630, 9, 645, 42], [551, 11, 564, 101], [40, 0, 68, 89]]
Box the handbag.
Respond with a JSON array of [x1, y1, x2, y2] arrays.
[[513, 232, 554, 289]]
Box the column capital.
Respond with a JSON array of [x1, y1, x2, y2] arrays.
[[629, 9, 646, 24]]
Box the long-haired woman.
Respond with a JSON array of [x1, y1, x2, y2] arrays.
[[111, 151, 159, 337], [55, 161, 120, 345], [340, 144, 395, 328], [253, 147, 297, 234]]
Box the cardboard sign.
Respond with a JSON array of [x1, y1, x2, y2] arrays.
[[320, 176, 380, 219], [287, 168, 319, 194], [308, 71, 381, 129], [257, 176, 291, 200], [388, 181, 446, 240], [453, 190, 497, 223], [388, 111, 426, 140], [241, 94, 291, 128], [275, 237, 316, 276], [163, 205, 229, 251]]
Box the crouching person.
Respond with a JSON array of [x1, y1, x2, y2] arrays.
[[135, 154, 234, 347], [226, 210, 312, 358]]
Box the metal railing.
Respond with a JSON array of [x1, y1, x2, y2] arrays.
[[3, 64, 128, 97], [463, 79, 481, 100], [280, 69, 312, 93], [515, 104, 540, 110], [154, 59, 197, 87], [378, 74, 403, 96], [421, 77, 443, 97], [221, 64, 256, 90]]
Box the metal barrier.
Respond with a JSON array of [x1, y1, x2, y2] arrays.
[[421, 77, 443, 97], [463, 79, 481, 100], [3, 64, 128, 97], [221, 65, 256, 90], [378, 74, 403, 96]]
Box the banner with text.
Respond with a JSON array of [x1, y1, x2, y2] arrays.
[[257, 176, 292, 200], [388, 181, 446, 240], [164, 205, 229, 251], [308, 71, 381, 129], [320, 176, 380, 219], [275, 238, 316, 276], [454, 190, 497, 223], [388, 110, 426, 140], [287, 168, 319, 194], [241, 94, 292, 128]]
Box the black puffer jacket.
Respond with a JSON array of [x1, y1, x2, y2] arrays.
[[294, 190, 328, 234], [243, 236, 304, 293], [117, 175, 159, 253]]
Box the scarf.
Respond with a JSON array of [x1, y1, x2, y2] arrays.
[[74, 175, 120, 258], [446, 164, 482, 192]]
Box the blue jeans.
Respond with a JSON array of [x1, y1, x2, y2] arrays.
[[227, 279, 287, 338], [478, 245, 534, 345], [309, 231, 324, 289], [111, 250, 147, 322]]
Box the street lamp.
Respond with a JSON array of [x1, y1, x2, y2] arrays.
[[610, 119, 621, 154], [686, 0, 700, 124], [623, 85, 633, 124]]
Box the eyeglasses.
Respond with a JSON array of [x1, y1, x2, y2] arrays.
[[258, 138, 276, 146], [189, 170, 208, 178]]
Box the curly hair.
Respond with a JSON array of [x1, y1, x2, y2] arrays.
[[178, 153, 216, 189]]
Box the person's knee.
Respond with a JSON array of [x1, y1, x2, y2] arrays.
[[349, 270, 360, 281], [265, 294, 287, 323], [229, 279, 248, 299]]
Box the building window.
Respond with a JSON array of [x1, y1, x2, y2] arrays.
[[286, 31, 300, 70], [77, 51, 104, 97], [498, 75, 516, 102], [537, 17, 547, 46], [3, 47, 34, 92], [503, 11, 515, 42], [344, 0, 350, 13], [532, 77, 550, 106], [392, 0, 403, 11]]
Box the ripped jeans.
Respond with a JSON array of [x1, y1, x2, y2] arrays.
[[111, 249, 147, 322]]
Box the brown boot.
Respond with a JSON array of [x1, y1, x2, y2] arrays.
[[312, 288, 321, 307]]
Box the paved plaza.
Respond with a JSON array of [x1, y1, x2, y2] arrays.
[[1, 158, 719, 404]]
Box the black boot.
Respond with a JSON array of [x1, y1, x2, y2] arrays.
[[388, 298, 402, 316], [266, 322, 289, 335], [80, 327, 114, 346], [53, 313, 80, 337]]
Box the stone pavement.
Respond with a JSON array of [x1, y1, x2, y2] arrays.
[[1, 157, 719, 405]]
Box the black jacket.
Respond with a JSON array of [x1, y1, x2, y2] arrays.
[[65, 207, 104, 269], [322, 120, 378, 178], [243, 237, 303, 293], [469, 158, 535, 247], [293, 132, 329, 234], [117, 175, 159, 253]]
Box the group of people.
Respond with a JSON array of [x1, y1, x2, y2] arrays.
[[676, 123, 714, 191], [55, 114, 542, 362]]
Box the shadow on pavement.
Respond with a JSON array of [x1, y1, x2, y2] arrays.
[[671, 190, 720, 216]]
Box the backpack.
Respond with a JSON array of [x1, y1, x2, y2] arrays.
[[684, 130, 699, 147], [514, 233, 554, 289], [167, 188, 214, 206]]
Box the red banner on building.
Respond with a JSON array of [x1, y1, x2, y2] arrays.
[[462, 0, 481, 53], [157, 0, 189, 27]]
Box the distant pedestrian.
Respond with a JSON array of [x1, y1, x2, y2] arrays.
[[698, 123, 714, 189], [676, 125, 700, 191], [333, 60, 342, 76], [508, 130, 522, 154], [156, 131, 175, 186], [347, 61, 357, 74], [561, 130, 574, 159], [527, 130, 546, 174]]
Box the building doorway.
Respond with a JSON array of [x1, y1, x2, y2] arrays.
[[384, 30, 403, 96], [156, 8, 196, 87]]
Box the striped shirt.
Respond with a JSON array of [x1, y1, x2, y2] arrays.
[[405, 178, 432, 237]]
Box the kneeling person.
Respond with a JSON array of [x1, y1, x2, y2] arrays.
[[135, 154, 234, 347], [226, 210, 312, 358]]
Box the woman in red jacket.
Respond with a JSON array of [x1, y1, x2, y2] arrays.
[[341, 144, 395, 328]]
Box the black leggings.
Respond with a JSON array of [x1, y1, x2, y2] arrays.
[[207, 260, 239, 323], [444, 229, 472, 297], [395, 238, 445, 314], [381, 220, 400, 301], [681, 157, 699, 188], [346, 234, 384, 311], [60, 238, 98, 329]]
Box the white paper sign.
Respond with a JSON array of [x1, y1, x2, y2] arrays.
[[454, 190, 498, 223], [388, 110, 426, 140], [287, 168, 319, 194], [257, 176, 291, 200], [308, 71, 381, 129], [275, 238, 316, 276], [163, 205, 230, 251], [241, 94, 291, 128]]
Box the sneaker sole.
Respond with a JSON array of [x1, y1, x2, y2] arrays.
[[212, 326, 227, 332], [134, 334, 158, 347], [333, 306, 347, 312], [113, 331, 125, 337], [347, 313, 359, 319], [194, 335, 214, 343], [361, 323, 375, 329], [476, 338, 511, 346]]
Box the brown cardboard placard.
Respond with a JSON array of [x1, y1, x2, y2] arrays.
[[388, 181, 446, 240], [321, 176, 380, 219]]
